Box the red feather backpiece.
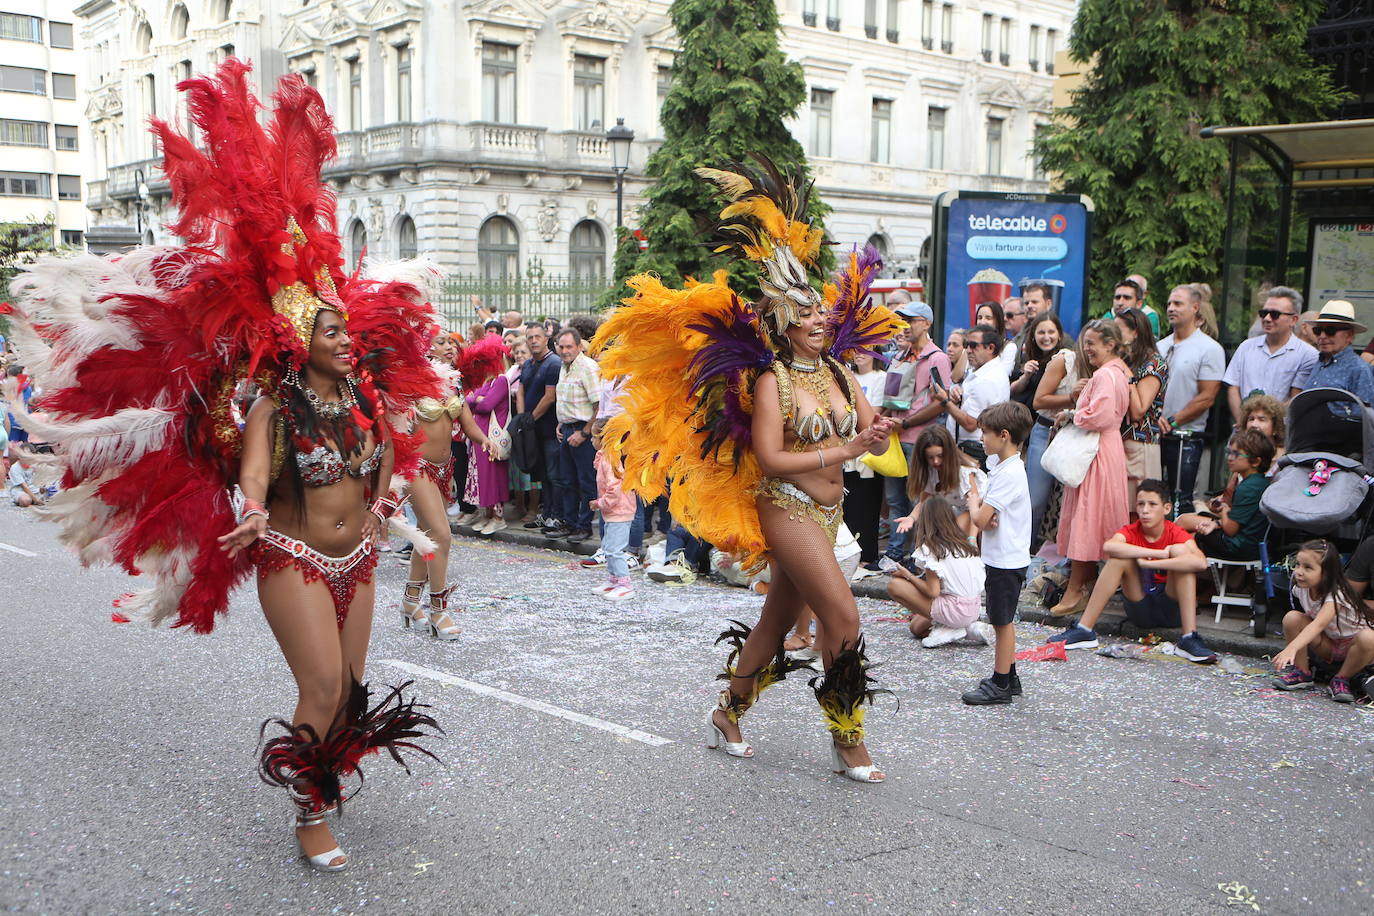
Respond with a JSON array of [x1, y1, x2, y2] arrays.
[[5, 59, 443, 633]]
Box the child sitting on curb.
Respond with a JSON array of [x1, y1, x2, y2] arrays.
[[1273, 539, 1374, 702], [589, 422, 636, 601], [886, 494, 990, 648], [1045, 479, 1215, 663]]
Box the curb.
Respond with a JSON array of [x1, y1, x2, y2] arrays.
[[455, 521, 1286, 660]]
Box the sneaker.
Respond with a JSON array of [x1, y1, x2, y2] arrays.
[[965, 621, 994, 646], [1010, 672, 1023, 697], [1273, 665, 1314, 690], [545, 525, 571, 539], [454, 512, 479, 527], [602, 584, 634, 601], [581, 549, 607, 568], [567, 528, 593, 543], [625, 554, 642, 571], [1046, 625, 1098, 650], [446, 503, 463, 519], [647, 550, 695, 584], [877, 556, 900, 574], [394, 547, 413, 566], [1175, 632, 1217, 664], [590, 581, 616, 595], [851, 563, 882, 581], [524, 514, 547, 529], [961, 677, 1013, 706], [485, 517, 508, 535], [1331, 676, 1355, 703], [922, 626, 967, 648]]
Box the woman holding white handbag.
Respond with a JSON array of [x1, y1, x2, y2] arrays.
[[1047, 319, 1131, 616], [464, 337, 514, 535]]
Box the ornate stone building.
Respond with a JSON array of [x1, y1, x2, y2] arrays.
[[75, 0, 1072, 284]]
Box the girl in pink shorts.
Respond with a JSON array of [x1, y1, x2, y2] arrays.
[[886, 495, 990, 648], [1273, 539, 1374, 702]]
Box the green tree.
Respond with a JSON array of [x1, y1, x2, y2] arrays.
[[1, 217, 57, 337], [601, 0, 827, 308], [1038, 0, 1344, 311]]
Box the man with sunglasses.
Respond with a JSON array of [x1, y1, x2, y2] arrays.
[[1105, 277, 1161, 335], [932, 323, 1011, 466], [1221, 287, 1317, 422], [1302, 299, 1374, 407]]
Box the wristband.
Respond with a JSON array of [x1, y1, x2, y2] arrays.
[[238, 496, 269, 524], [369, 495, 399, 522]]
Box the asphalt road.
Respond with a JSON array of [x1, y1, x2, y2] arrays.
[[1, 511, 1370, 915]]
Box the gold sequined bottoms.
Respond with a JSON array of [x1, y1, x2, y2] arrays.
[[756, 478, 842, 544]]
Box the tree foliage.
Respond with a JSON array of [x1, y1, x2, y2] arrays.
[[1037, 0, 1344, 308], [601, 0, 827, 308], [1, 217, 56, 337]]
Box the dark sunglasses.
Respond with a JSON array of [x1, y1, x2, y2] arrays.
[[1258, 308, 1294, 319], [1312, 326, 1345, 337]]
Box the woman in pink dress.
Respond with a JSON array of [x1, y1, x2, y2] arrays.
[[461, 337, 513, 535], [1052, 319, 1131, 615]]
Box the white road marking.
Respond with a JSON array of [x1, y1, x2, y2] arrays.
[[0, 541, 38, 557], [379, 659, 673, 747]]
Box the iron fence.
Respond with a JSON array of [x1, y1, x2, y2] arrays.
[[433, 258, 610, 327]]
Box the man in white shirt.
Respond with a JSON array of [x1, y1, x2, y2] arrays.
[[1157, 285, 1226, 506], [932, 323, 1010, 464]]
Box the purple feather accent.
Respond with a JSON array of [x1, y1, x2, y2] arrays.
[[827, 244, 888, 360], [685, 295, 774, 460]]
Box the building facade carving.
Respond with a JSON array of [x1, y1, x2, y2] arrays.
[[74, 0, 1072, 283]]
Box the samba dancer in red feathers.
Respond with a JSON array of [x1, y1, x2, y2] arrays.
[[6, 60, 442, 872]]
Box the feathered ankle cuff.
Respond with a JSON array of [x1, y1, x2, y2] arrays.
[[809, 637, 891, 748], [713, 619, 815, 724], [258, 679, 443, 813]]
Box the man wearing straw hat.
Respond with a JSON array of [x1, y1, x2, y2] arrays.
[[1302, 300, 1374, 407]]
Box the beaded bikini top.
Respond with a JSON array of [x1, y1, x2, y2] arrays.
[[774, 355, 858, 446], [295, 440, 383, 487]]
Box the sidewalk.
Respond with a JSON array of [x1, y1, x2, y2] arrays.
[[454, 519, 1286, 661]]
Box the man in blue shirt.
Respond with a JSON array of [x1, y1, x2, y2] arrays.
[[519, 323, 566, 532], [1303, 300, 1374, 409]]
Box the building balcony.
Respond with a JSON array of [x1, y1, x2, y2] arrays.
[[105, 158, 166, 201], [86, 178, 108, 209], [467, 121, 547, 161], [332, 123, 425, 170]]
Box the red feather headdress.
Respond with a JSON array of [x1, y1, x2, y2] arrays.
[[5, 59, 443, 632]]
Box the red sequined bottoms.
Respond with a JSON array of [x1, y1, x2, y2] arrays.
[[415, 457, 454, 501], [250, 529, 377, 629]]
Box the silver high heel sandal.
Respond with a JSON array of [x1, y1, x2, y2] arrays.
[[293, 808, 347, 872], [427, 583, 462, 640], [829, 742, 885, 783], [400, 579, 426, 629], [705, 708, 753, 758]]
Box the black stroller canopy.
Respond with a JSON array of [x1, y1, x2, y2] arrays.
[[1285, 387, 1374, 468]]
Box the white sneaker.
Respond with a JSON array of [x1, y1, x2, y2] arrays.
[[483, 518, 507, 536], [965, 622, 994, 645], [590, 581, 616, 595], [446, 502, 462, 518], [454, 511, 478, 527], [625, 554, 642, 571], [647, 551, 695, 584], [644, 543, 666, 567], [922, 626, 967, 648], [602, 584, 634, 601]]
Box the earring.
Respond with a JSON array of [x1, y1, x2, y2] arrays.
[[283, 365, 301, 389]]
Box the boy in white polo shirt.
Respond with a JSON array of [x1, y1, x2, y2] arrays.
[[961, 401, 1033, 705]]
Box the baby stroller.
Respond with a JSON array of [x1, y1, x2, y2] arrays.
[[1253, 387, 1374, 635]]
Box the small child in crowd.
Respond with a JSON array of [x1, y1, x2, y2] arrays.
[[588, 422, 635, 601], [1175, 428, 1273, 560], [1272, 539, 1374, 702], [1045, 480, 1215, 663], [886, 494, 989, 648], [7, 451, 41, 508], [897, 425, 984, 538], [961, 401, 1034, 706]]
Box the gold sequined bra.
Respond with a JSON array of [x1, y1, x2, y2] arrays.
[[774, 357, 858, 446], [414, 395, 464, 423]]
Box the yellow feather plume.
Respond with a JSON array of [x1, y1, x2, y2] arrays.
[[693, 167, 756, 201]]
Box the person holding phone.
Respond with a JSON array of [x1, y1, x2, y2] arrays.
[[931, 324, 1010, 467]]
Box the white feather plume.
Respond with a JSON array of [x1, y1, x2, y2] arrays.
[[13, 404, 175, 478], [363, 255, 448, 303]]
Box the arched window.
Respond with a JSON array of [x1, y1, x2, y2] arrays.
[[396, 215, 417, 259], [214, 0, 232, 24], [348, 219, 367, 270], [135, 20, 153, 54], [866, 232, 889, 259], [171, 4, 189, 40], [478, 216, 519, 279], [568, 220, 605, 281]]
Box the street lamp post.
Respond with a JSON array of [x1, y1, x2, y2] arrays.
[[133, 167, 151, 240], [605, 118, 635, 229]]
